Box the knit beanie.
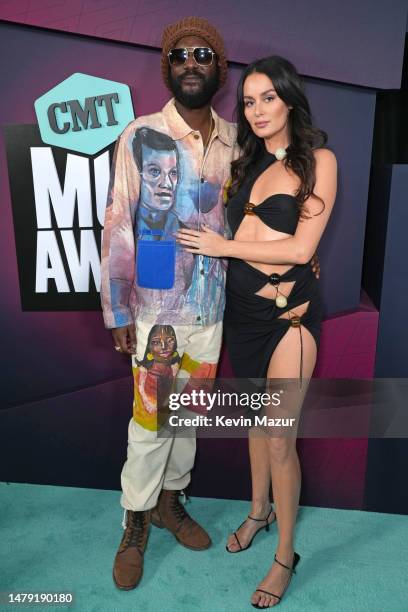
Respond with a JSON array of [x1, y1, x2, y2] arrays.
[[161, 16, 228, 90]]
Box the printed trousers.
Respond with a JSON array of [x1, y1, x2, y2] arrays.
[[120, 319, 222, 511]]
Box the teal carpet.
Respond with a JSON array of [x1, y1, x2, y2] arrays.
[[1, 483, 407, 611]]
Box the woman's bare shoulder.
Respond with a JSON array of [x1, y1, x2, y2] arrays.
[[313, 147, 337, 168]]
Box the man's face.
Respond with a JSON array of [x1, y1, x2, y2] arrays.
[[168, 35, 219, 108], [149, 329, 176, 360], [140, 145, 178, 212]]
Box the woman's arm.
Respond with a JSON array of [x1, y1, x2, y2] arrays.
[[176, 149, 337, 264]]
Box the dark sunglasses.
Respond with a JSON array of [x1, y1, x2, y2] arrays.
[[168, 46, 215, 67]]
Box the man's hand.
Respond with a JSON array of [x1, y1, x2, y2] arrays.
[[112, 324, 137, 355], [310, 253, 320, 279]]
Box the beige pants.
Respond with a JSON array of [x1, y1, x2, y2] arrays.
[[120, 320, 222, 511]]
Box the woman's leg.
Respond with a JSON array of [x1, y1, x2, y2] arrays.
[[226, 429, 276, 551], [252, 323, 317, 608]]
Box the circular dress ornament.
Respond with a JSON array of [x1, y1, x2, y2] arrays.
[[269, 273, 281, 286], [275, 295, 288, 308], [276, 295, 288, 308]]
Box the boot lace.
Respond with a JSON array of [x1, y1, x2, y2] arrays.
[[170, 491, 192, 525], [123, 511, 147, 550]]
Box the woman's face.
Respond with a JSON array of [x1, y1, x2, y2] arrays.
[[149, 329, 176, 359], [141, 145, 178, 212], [243, 72, 291, 143]]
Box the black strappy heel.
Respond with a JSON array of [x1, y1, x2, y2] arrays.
[[225, 507, 275, 553], [251, 552, 300, 608]]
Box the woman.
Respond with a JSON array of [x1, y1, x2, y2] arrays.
[[177, 55, 337, 608]]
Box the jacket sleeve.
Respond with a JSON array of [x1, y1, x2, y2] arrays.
[[100, 125, 140, 329]]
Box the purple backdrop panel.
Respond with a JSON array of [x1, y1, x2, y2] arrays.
[[0, 378, 131, 489], [1, 23, 373, 410], [0, 0, 406, 88], [314, 292, 378, 378], [298, 439, 368, 509]]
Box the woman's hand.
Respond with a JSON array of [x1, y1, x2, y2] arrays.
[[176, 225, 229, 257]]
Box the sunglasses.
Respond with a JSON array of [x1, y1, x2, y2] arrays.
[[168, 46, 215, 67]]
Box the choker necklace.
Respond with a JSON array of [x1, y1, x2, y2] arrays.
[[266, 146, 288, 161], [275, 147, 287, 161]]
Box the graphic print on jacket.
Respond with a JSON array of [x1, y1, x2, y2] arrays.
[[100, 99, 237, 328]]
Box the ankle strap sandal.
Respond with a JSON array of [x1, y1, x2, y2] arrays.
[[252, 552, 301, 608], [226, 506, 275, 553]]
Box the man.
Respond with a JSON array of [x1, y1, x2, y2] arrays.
[[133, 127, 179, 232], [101, 16, 236, 590]]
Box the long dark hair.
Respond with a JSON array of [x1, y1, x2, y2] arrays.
[[229, 55, 328, 217]]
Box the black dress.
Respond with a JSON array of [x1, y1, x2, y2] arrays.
[[224, 151, 322, 380]]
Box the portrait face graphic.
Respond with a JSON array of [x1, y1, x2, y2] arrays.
[[149, 327, 177, 360], [140, 144, 178, 212]]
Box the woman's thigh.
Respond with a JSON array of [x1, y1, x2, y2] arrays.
[[263, 325, 317, 440]]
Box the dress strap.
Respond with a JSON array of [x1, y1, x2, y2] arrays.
[[289, 315, 303, 388]]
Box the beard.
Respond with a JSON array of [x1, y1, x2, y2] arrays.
[[168, 67, 220, 109]]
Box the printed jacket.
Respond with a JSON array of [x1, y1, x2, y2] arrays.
[[101, 98, 237, 328]]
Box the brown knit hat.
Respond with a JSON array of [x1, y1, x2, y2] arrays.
[[161, 16, 228, 90]]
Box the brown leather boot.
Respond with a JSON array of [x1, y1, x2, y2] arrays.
[[112, 510, 150, 590], [151, 490, 211, 550]]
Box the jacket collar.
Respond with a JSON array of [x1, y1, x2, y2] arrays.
[[162, 98, 234, 147]]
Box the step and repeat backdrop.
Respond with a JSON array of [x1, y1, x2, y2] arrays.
[[1, 0, 407, 512]]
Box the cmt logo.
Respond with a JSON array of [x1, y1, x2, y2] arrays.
[[47, 93, 120, 133], [34, 73, 135, 154]]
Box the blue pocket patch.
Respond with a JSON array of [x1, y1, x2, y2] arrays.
[[136, 229, 175, 290]]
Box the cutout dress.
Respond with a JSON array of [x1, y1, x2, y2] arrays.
[[224, 151, 322, 380]]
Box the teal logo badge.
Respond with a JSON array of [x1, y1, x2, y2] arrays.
[[34, 73, 135, 154]]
